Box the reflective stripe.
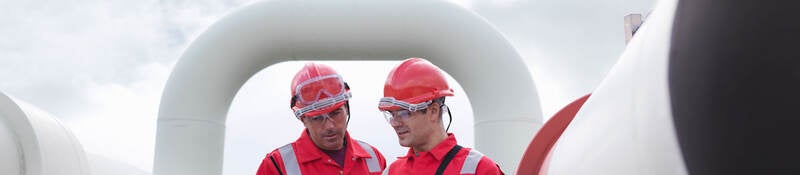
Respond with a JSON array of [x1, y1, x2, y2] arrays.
[[356, 140, 382, 173], [278, 144, 302, 175], [460, 149, 483, 174], [382, 165, 390, 175]]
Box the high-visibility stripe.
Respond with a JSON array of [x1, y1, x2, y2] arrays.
[[382, 166, 390, 175], [460, 149, 483, 174], [278, 144, 302, 175], [356, 140, 382, 173]]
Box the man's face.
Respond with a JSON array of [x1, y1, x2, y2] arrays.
[[387, 104, 437, 148], [303, 106, 348, 150]]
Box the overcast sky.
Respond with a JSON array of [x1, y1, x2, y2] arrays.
[[0, 0, 654, 174]]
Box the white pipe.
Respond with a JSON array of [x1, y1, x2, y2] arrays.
[[0, 92, 91, 175], [154, 1, 542, 174]]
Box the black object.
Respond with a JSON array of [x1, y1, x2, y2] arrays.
[[269, 155, 284, 175], [669, 0, 800, 174], [436, 145, 463, 175]]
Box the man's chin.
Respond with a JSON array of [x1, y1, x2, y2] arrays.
[[398, 140, 411, 147], [322, 141, 344, 150], [321, 145, 342, 150]]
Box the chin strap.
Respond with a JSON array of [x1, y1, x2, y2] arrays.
[[443, 104, 452, 132]]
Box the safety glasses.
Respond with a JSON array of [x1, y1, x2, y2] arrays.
[[304, 110, 346, 126], [382, 109, 414, 123], [381, 102, 453, 132]]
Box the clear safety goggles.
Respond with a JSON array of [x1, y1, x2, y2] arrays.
[[293, 74, 351, 118], [382, 109, 415, 123], [381, 102, 453, 132]]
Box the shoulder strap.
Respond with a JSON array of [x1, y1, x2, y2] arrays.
[[435, 144, 463, 175], [268, 155, 284, 175], [355, 140, 382, 173], [278, 143, 302, 175]]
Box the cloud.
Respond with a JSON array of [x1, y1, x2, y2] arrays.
[[66, 62, 171, 172], [0, 0, 164, 119], [0, 0, 256, 171], [0, 0, 258, 120]]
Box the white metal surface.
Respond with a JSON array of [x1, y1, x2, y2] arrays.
[[87, 153, 152, 175], [0, 110, 22, 175], [154, 0, 541, 174], [0, 92, 91, 175], [545, 0, 688, 174]]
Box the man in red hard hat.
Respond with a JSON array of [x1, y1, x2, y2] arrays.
[[379, 58, 504, 175], [257, 62, 386, 175]]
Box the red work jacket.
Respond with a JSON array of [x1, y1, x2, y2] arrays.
[[257, 130, 386, 175], [383, 133, 504, 175]]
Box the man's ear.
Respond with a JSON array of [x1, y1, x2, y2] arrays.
[[299, 117, 310, 127], [343, 103, 350, 116], [428, 103, 440, 122]]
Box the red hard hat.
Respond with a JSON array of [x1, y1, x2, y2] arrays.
[[290, 63, 351, 119], [379, 58, 454, 111]]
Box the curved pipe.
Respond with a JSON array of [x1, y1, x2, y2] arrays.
[[154, 1, 542, 175]]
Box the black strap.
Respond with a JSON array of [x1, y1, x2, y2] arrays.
[[435, 145, 463, 175], [269, 155, 284, 175]]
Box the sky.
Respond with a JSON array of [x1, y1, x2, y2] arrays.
[[0, 0, 654, 174]]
